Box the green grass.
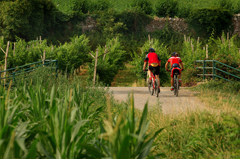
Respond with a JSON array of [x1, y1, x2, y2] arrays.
[[146, 81, 240, 158], [192, 80, 240, 110]]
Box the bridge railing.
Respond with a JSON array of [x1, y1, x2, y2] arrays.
[[0, 60, 58, 86], [195, 60, 240, 83]]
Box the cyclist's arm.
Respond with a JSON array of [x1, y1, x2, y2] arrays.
[[165, 62, 169, 70], [158, 55, 161, 67], [180, 62, 184, 69], [179, 58, 184, 69], [143, 62, 147, 71]]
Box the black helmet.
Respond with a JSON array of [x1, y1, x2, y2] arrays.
[[149, 48, 155, 52], [171, 52, 177, 56]]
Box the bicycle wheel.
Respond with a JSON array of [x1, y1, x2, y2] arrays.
[[155, 79, 159, 97], [151, 79, 155, 95], [174, 75, 179, 97], [148, 80, 154, 95]]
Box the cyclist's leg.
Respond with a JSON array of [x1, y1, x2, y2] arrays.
[[155, 66, 160, 88], [148, 66, 152, 83], [178, 68, 182, 85], [170, 68, 174, 91]]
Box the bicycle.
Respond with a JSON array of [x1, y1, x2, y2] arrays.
[[145, 69, 159, 97], [171, 64, 181, 97]]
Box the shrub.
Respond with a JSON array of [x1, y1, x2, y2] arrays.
[[72, 0, 90, 15], [177, 3, 192, 18], [91, 0, 111, 12], [155, 0, 178, 17], [55, 35, 91, 71], [187, 7, 233, 37], [115, 8, 151, 34], [131, 0, 153, 15], [88, 37, 126, 85], [0, 0, 56, 41]]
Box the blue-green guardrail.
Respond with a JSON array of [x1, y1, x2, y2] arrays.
[[195, 60, 240, 83], [0, 60, 58, 85]]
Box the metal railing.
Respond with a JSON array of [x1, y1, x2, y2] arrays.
[[195, 60, 240, 83], [0, 60, 58, 85]]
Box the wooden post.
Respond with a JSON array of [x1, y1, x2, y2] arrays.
[[0, 41, 10, 84], [227, 32, 229, 42], [93, 49, 98, 85], [197, 37, 200, 45], [52, 45, 54, 51], [13, 42, 16, 56], [41, 50, 46, 67], [206, 45, 208, 59], [103, 45, 107, 60], [40, 36, 42, 45], [191, 40, 194, 54], [184, 35, 186, 42], [148, 34, 150, 43]]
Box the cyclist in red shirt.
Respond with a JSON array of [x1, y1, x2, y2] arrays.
[[165, 52, 184, 91], [143, 48, 161, 93]]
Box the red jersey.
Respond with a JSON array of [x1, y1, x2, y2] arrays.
[[144, 52, 161, 66], [167, 57, 182, 67]]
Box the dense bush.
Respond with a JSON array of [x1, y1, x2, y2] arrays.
[[0, 35, 91, 72], [131, 0, 153, 15], [187, 7, 233, 37], [0, 0, 56, 41], [91, 0, 111, 11], [88, 37, 126, 85], [155, 0, 178, 17]]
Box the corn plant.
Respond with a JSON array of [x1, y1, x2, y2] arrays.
[[94, 94, 164, 159]]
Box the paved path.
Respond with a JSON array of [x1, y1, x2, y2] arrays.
[[108, 87, 204, 114]]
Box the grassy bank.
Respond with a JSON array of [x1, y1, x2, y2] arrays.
[[145, 81, 240, 158]]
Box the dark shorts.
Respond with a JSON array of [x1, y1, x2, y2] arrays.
[[149, 65, 160, 76]]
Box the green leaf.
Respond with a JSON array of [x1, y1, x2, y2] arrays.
[[26, 140, 38, 159]]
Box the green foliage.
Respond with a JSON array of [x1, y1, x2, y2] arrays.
[[0, 0, 56, 41], [91, 0, 111, 12], [0, 69, 160, 158], [155, 0, 178, 17], [0, 35, 90, 72], [187, 7, 233, 37], [88, 37, 126, 85], [98, 96, 163, 158], [72, 0, 90, 15], [55, 35, 91, 71], [131, 0, 153, 15], [95, 9, 127, 39], [115, 8, 152, 34]]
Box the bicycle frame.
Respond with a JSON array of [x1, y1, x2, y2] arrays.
[[150, 71, 156, 89]]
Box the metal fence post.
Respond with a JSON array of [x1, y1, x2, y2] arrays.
[[13, 72, 15, 82], [55, 60, 58, 78], [213, 60, 216, 80], [203, 60, 206, 81]]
